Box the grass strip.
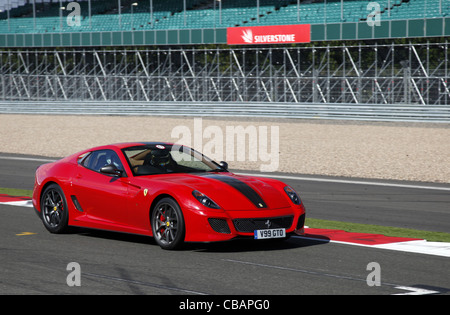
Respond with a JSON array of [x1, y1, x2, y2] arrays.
[[0, 187, 33, 198], [306, 218, 450, 243]]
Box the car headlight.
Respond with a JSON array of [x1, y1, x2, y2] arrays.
[[192, 190, 220, 209], [284, 186, 301, 205]]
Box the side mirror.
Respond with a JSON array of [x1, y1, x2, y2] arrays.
[[100, 164, 124, 177], [219, 161, 228, 170]]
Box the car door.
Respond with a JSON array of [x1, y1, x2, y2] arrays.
[[72, 149, 131, 228]]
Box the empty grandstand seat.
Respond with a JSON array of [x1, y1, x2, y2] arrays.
[[0, 0, 448, 34]]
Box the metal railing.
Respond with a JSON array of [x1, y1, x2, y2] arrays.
[[0, 42, 449, 122], [0, 100, 449, 123]]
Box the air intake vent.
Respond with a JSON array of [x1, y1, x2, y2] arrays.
[[208, 218, 231, 234], [70, 195, 84, 212], [297, 214, 305, 230]]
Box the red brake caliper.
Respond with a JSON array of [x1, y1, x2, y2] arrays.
[[160, 213, 166, 233]]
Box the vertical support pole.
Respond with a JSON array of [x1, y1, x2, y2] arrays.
[[257, 0, 260, 23], [59, 0, 63, 31], [118, 0, 122, 28], [33, 0, 36, 31], [7, 0, 10, 32], [184, 0, 187, 27], [446, 41, 448, 105], [89, 0, 92, 29], [388, 0, 391, 17], [150, 0, 153, 27], [219, 0, 222, 25]]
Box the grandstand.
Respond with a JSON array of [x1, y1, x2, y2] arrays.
[[0, 1, 449, 121], [0, 0, 448, 42]]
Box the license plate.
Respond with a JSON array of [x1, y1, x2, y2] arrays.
[[254, 228, 286, 240]]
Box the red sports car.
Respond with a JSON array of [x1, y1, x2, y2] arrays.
[[33, 142, 306, 249]]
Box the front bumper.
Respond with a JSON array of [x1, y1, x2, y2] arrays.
[[183, 205, 306, 243]]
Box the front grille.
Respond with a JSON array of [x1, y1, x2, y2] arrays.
[[233, 216, 294, 233], [208, 218, 231, 234]]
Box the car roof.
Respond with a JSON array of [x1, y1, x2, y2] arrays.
[[101, 142, 175, 150]]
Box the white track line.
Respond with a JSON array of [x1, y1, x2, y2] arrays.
[[293, 236, 450, 258], [1, 155, 449, 191], [237, 172, 450, 191], [0, 200, 34, 208], [0, 156, 57, 163]]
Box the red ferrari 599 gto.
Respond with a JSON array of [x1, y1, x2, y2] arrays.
[[33, 142, 306, 249]]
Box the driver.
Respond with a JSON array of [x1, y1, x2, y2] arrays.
[[146, 149, 175, 172]]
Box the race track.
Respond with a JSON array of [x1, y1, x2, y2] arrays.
[[0, 154, 449, 297]]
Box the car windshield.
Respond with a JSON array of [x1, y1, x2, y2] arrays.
[[122, 144, 225, 176]]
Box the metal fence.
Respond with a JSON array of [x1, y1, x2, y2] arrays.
[[0, 42, 450, 121], [1, 42, 449, 104]]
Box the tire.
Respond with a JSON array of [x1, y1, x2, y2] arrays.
[[151, 197, 185, 250], [40, 183, 70, 234]]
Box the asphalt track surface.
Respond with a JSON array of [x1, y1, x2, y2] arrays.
[[0, 154, 449, 297]]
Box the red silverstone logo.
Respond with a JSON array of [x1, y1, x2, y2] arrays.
[[227, 24, 311, 45]]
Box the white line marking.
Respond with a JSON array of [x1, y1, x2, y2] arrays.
[[0, 156, 57, 163], [0, 200, 34, 208], [393, 286, 440, 295], [1, 155, 448, 191], [375, 240, 450, 258], [293, 236, 450, 258], [237, 172, 450, 191]]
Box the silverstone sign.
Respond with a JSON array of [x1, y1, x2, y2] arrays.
[[227, 24, 311, 45]]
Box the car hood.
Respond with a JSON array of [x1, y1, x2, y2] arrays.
[[142, 172, 291, 211]]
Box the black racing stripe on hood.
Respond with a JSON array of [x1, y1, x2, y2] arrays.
[[202, 174, 267, 209]]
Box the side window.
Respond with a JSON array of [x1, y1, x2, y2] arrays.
[[81, 149, 124, 173]]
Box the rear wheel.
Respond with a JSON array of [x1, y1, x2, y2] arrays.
[[151, 198, 185, 250], [40, 183, 70, 234]]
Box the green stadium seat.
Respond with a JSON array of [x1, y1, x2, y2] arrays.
[[0, 0, 448, 34]]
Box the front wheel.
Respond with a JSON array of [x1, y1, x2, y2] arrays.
[[40, 183, 70, 234], [151, 198, 186, 250]]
